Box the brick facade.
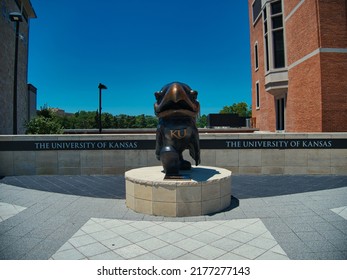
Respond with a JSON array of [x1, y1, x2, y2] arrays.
[[0, 0, 36, 134], [249, 0, 347, 132]]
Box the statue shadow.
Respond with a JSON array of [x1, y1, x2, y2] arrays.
[[206, 196, 240, 216], [188, 167, 221, 181]]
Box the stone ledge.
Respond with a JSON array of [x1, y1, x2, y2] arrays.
[[125, 166, 232, 217]]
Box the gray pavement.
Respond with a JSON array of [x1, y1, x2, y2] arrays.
[[0, 174, 346, 260]]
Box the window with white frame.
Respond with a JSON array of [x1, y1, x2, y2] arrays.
[[263, 0, 286, 71], [271, 1, 285, 68], [263, 7, 270, 71]]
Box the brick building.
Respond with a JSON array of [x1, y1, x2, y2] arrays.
[[0, 0, 36, 134], [248, 0, 347, 132]]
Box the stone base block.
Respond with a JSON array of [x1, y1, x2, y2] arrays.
[[125, 166, 232, 217]]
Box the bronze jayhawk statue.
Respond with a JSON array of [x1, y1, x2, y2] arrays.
[[154, 82, 201, 176]]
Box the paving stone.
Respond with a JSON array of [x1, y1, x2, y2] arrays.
[[175, 224, 204, 237], [88, 229, 117, 242], [114, 244, 149, 259], [278, 241, 312, 258], [0, 236, 42, 260], [0, 234, 21, 252], [269, 244, 287, 255], [136, 237, 168, 251], [191, 244, 227, 259], [207, 224, 237, 236], [247, 236, 278, 250], [141, 224, 172, 236], [210, 238, 242, 251], [174, 238, 206, 252], [256, 251, 289, 260], [100, 236, 132, 250], [192, 231, 223, 244], [151, 244, 187, 259], [110, 223, 138, 235], [159, 221, 186, 231], [314, 251, 347, 260], [56, 241, 74, 252], [331, 206, 347, 220], [330, 221, 347, 233], [156, 231, 187, 243], [296, 231, 326, 241], [227, 230, 256, 243], [1, 175, 346, 260], [231, 244, 266, 259], [127, 221, 156, 230], [284, 222, 315, 232], [51, 248, 85, 260], [21, 239, 63, 260], [217, 252, 248, 260], [0, 202, 27, 222], [89, 250, 123, 260], [76, 242, 110, 258], [132, 252, 164, 260], [241, 220, 269, 235], [176, 253, 204, 260], [261, 218, 293, 233], [123, 230, 154, 243], [304, 240, 339, 253], [69, 234, 98, 248]]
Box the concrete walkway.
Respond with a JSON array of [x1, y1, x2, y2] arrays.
[[0, 174, 346, 260]]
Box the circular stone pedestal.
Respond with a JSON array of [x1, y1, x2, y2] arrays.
[[125, 166, 232, 217]]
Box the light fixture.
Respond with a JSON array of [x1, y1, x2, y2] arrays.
[[98, 83, 107, 134], [9, 12, 23, 134], [9, 12, 23, 22]]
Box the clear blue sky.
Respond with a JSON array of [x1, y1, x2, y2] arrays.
[[28, 0, 251, 116]]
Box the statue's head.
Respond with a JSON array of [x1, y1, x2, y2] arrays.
[[154, 82, 200, 118]]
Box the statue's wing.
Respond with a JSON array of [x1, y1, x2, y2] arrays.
[[155, 126, 163, 160], [189, 132, 200, 166]]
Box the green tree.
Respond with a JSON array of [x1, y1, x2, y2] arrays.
[[127, 116, 136, 128], [34, 109, 162, 130], [94, 110, 99, 129], [58, 115, 75, 129], [117, 114, 127, 128], [220, 102, 251, 117], [73, 111, 97, 128], [103, 113, 113, 128], [135, 114, 147, 128], [112, 116, 119, 128], [145, 115, 158, 128], [25, 108, 63, 134], [196, 114, 208, 128]]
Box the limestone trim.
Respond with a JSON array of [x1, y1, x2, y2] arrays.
[[288, 48, 347, 70], [284, 0, 305, 22]]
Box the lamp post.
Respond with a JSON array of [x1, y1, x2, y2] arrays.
[[9, 12, 23, 135], [98, 83, 107, 134]]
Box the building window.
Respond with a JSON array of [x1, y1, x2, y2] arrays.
[[252, 0, 262, 23], [263, 0, 286, 71], [254, 42, 259, 70], [271, 1, 285, 68], [276, 96, 286, 130], [263, 8, 270, 71], [256, 81, 260, 109], [273, 30, 285, 68]]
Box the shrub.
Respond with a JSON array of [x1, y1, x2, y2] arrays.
[[25, 116, 64, 134]]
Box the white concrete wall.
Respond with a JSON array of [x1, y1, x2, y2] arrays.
[[0, 133, 346, 176]]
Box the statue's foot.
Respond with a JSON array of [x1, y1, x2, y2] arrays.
[[180, 160, 191, 170], [160, 146, 180, 175]]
